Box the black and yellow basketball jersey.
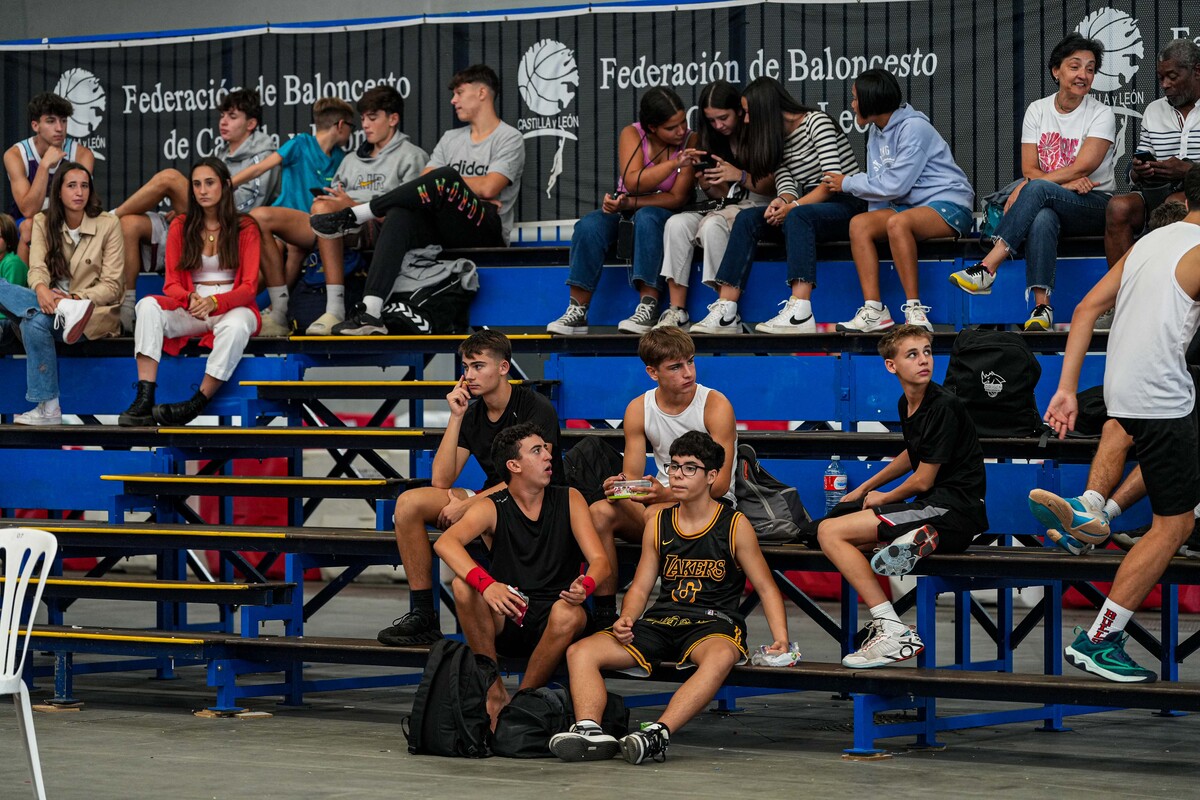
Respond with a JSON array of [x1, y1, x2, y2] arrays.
[[646, 502, 746, 619]]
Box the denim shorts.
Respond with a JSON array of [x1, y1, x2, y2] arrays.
[[889, 200, 975, 238]]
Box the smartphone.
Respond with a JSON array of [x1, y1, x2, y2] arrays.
[[694, 157, 718, 172], [608, 479, 654, 501], [309, 187, 329, 198], [1133, 150, 1155, 163]]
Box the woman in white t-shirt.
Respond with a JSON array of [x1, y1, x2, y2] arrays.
[[949, 33, 1116, 331]]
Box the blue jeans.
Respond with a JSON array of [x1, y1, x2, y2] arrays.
[[714, 195, 866, 288], [993, 179, 1111, 292], [0, 279, 66, 403], [566, 206, 674, 293]]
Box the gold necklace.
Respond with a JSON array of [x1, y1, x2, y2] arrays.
[[203, 226, 220, 243]]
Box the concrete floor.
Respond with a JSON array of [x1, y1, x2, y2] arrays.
[[2, 585, 1198, 800]]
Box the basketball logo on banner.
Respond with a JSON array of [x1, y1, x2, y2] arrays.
[[517, 38, 581, 197], [1076, 8, 1144, 165], [53, 68, 107, 161]]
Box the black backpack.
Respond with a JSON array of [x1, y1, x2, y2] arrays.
[[563, 435, 626, 506], [402, 639, 498, 758], [733, 444, 810, 543], [943, 329, 1046, 438], [492, 687, 630, 759], [382, 265, 478, 335]]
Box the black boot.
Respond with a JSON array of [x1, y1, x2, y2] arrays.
[[151, 390, 210, 426], [118, 381, 156, 427]]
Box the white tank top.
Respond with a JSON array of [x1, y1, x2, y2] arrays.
[[193, 253, 235, 284], [642, 383, 736, 505], [1105, 221, 1200, 418]]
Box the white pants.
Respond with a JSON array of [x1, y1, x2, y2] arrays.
[[660, 199, 768, 290], [134, 288, 256, 382]]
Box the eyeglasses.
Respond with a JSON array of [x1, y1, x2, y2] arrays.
[[664, 462, 702, 477]]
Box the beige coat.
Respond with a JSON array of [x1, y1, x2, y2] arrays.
[[28, 211, 124, 339]]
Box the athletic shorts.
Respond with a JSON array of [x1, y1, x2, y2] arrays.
[[494, 598, 593, 659], [1114, 415, 1200, 516], [140, 211, 169, 273], [604, 611, 748, 678], [874, 500, 981, 553], [1131, 183, 1179, 232]]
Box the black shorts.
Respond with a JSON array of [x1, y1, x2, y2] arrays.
[[1114, 415, 1200, 516], [1132, 183, 1179, 231], [604, 612, 748, 678], [873, 500, 981, 553], [493, 598, 593, 659]]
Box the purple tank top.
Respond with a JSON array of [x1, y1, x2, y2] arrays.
[[617, 123, 687, 194]]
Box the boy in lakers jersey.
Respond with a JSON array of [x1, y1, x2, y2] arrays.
[[551, 431, 789, 766]]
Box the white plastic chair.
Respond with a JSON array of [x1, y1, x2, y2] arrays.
[[0, 528, 57, 799]]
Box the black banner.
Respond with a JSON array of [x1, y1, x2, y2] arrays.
[[0, 2, 1193, 231]]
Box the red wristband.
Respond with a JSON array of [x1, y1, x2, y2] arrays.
[[466, 566, 496, 594], [581, 575, 596, 597]]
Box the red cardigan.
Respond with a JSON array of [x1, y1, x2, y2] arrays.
[[154, 215, 262, 355]]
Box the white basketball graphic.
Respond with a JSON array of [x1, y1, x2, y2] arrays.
[[1076, 8, 1143, 92], [53, 68, 106, 138], [518, 38, 579, 117]]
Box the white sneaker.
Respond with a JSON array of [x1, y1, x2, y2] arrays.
[[841, 620, 924, 668], [616, 299, 659, 334], [258, 308, 291, 337], [871, 525, 939, 577], [549, 722, 619, 762], [54, 297, 94, 344], [755, 297, 816, 334], [901, 301, 933, 331], [547, 300, 588, 335], [654, 306, 690, 329], [305, 311, 344, 336], [1024, 304, 1054, 332], [689, 299, 742, 335], [836, 303, 893, 333], [14, 403, 62, 426]]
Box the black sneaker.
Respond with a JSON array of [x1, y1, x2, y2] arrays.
[[309, 208, 359, 240], [332, 308, 388, 336], [377, 610, 443, 646], [549, 722, 619, 762], [620, 723, 670, 765]]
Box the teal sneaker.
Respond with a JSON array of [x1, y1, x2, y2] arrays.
[[1065, 626, 1157, 683], [1029, 489, 1110, 553]]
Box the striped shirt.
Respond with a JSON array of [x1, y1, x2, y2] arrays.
[[773, 111, 860, 199], [1135, 97, 1200, 174]]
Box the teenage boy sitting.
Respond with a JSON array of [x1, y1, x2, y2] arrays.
[[4, 92, 96, 261], [113, 89, 278, 330], [588, 327, 737, 627], [377, 330, 563, 647], [817, 324, 988, 668], [233, 97, 356, 335], [550, 431, 789, 765], [434, 422, 609, 726]]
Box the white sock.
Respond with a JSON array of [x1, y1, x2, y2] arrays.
[[267, 286, 289, 315], [42, 397, 61, 415], [576, 718, 601, 730], [1105, 499, 1123, 521], [721, 299, 738, 314], [122, 289, 136, 307], [1087, 599, 1133, 643], [326, 284, 346, 318], [865, 300, 883, 311], [869, 601, 903, 628], [791, 299, 812, 319], [1081, 490, 1105, 512], [351, 203, 375, 225], [362, 295, 384, 318]]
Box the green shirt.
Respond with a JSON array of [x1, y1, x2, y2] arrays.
[[0, 251, 29, 320]]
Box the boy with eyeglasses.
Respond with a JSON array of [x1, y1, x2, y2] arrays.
[[817, 323, 988, 669], [550, 430, 789, 765]]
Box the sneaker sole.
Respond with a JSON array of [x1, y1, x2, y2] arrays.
[[63, 302, 94, 345], [546, 323, 587, 335], [689, 324, 742, 335], [549, 734, 619, 762], [1110, 532, 1142, 552], [1044, 528, 1095, 556], [1023, 319, 1052, 332], [1028, 490, 1109, 541], [755, 322, 816, 334], [311, 228, 349, 241], [1064, 645, 1157, 683], [13, 416, 62, 426], [620, 737, 651, 765], [841, 642, 925, 669], [947, 274, 993, 295], [870, 527, 938, 577], [835, 320, 894, 333], [616, 321, 653, 334], [376, 629, 444, 647]]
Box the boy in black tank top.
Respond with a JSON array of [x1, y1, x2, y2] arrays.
[[550, 431, 789, 766], [818, 325, 988, 670], [434, 423, 608, 728]]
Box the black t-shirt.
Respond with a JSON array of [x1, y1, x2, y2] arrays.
[[489, 486, 583, 603], [457, 385, 563, 490], [899, 382, 989, 530]]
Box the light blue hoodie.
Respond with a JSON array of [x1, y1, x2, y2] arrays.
[[841, 104, 974, 212]]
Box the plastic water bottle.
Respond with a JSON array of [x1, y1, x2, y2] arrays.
[[824, 456, 847, 512]]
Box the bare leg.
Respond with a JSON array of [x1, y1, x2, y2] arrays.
[[519, 600, 588, 689], [135, 354, 159, 383], [589, 498, 647, 596], [113, 169, 188, 217], [656, 639, 741, 733], [311, 197, 349, 287], [717, 283, 743, 302], [790, 280, 813, 300], [1111, 466, 1145, 512], [198, 374, 223, 399], [884, 207, 955, 300], [569, 286, 594, 306], [392, 486, 468, 592], [1087, 419, 1135, 497], [564, 633, 639, 723], [120, 215, 152, 295], [17, 219, 31, 264], [666, 279, 688, 309], [1108, 512, 1194, 608], [451, 576, 508, 727], [1104, 194, 1145, 268], [250, 206, 316, 290], [817, 509, 886, 606], [848, 210, 894, 302]]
